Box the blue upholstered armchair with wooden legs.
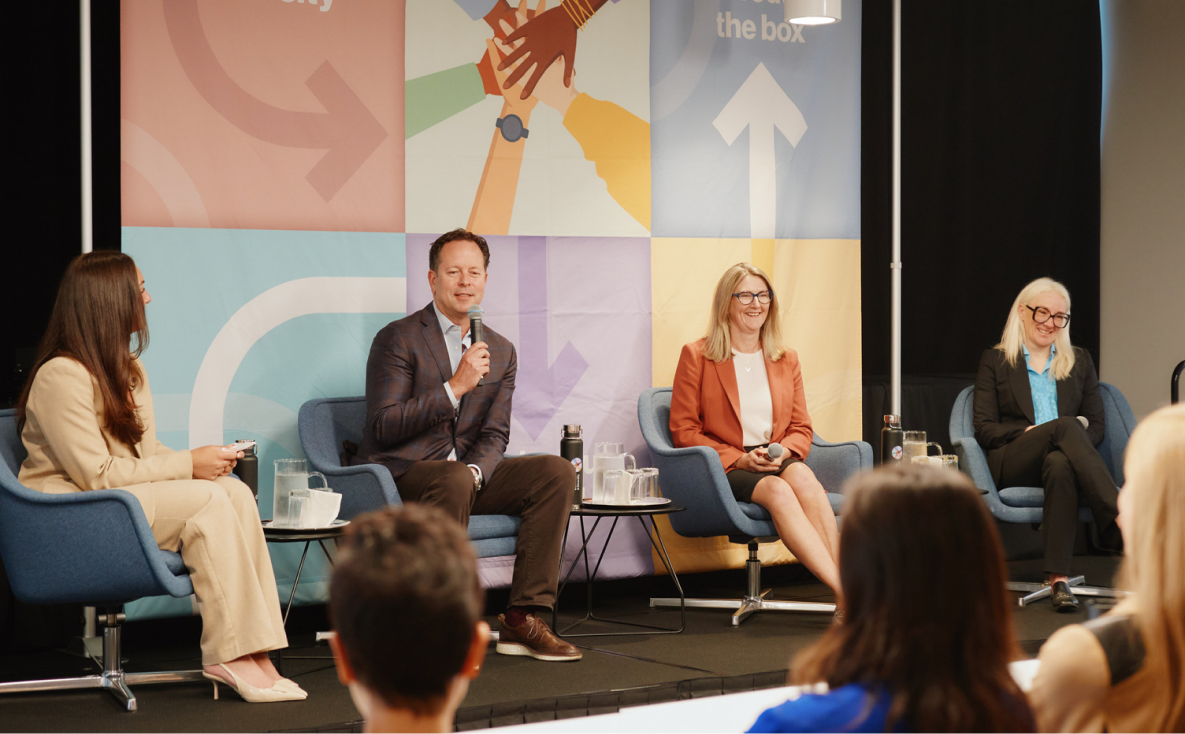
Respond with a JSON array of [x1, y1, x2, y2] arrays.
[[949, 382, 1135, 606], [637, 387, 873, 626], [298, 396, 520, 558], [0, 409, 204, 711]]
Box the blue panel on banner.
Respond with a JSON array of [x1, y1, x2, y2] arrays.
[[121, 227, 407, 618], [650, 0, 861, 239]]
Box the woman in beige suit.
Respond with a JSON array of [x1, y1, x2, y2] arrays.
[[16, 251, 304, 703]]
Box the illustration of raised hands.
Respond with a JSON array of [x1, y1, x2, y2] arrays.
[[498, 1, 579, 99]]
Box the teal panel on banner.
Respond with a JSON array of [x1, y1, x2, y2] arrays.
[[122, 227, 406, 620], [650, 0, 861, 239]]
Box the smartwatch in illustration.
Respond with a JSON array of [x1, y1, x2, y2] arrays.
[[496, 114, 529, 143]]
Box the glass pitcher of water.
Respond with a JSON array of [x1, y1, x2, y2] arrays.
[[273, 459, 328, 527], [591, 442, 635, 504]]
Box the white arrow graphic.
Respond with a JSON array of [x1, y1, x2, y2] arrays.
[[713, 63, 808, 239], [189, 277, 406, 446]]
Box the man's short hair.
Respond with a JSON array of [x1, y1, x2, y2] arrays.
[[428, 229, 491, 272], [329, 504, 484, 713]]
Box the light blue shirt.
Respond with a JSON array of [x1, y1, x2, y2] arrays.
[[1023, 343, 1059, 426], [432, 303, 482, 485]]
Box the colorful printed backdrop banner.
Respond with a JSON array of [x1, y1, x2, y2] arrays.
[[120, 0, 861, 619]]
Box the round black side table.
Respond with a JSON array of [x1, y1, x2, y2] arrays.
[[553, 503, 686, 638]]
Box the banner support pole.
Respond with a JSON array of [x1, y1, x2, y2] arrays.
[[80, 0, 93, 254], [890, 0, 902, 415]]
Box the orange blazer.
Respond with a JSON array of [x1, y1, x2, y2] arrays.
[[670, 338, 813, 472]]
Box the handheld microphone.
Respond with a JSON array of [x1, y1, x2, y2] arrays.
[[468, 306, 485, 385], [766, 442, 784, 460]]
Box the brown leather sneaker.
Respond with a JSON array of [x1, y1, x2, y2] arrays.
[[496, 613, 582, 661]]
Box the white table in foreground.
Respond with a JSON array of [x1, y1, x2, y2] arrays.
[[495, 660, 1043, 733]]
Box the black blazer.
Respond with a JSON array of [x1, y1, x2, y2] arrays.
[[972, 346, 1105, 479], [351, 303, 516, 484]]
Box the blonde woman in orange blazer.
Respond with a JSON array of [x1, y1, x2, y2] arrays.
[[670, 263, 840, 595]]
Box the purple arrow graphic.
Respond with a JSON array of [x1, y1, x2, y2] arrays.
[[514, 237, 589, 440]]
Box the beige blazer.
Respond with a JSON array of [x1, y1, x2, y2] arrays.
[[19, 356, 192, 493]]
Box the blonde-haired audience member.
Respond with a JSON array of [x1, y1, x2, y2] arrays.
[[1030, 403, 1185, 732]]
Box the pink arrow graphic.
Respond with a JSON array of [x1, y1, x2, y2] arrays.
[[163, 0, 387, 201], [514, 237, 589, 441]]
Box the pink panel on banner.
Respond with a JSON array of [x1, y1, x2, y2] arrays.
[[406, 234, 656, 582], [121, 0, 404, 231]]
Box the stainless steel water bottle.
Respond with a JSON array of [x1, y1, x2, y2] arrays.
[[880, 415, 904, 465], [560, 424, 584, 507]]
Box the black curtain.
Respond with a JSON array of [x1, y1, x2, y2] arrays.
[[861, 0, 1102, 446], [2, 2, 120, 409], [1, 0, 120, 651]]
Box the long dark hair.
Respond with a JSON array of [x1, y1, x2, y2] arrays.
[[791, 465, 1034, 732], [16, 251, 149, 448]]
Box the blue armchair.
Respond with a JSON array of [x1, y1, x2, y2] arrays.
[[637, 387, 873, 625], [949, 383, 1135, 605], [298, 397, 520, 558], [0, 409, 203, 711]]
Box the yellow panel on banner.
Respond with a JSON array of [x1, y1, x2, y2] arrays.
[[650, 238, 861, 574]]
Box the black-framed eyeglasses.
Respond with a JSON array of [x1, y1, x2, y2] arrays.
[[1025, 305, 1070, 329], [732, 290, 773, 305]]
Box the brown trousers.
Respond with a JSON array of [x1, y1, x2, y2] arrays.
[[122, 476, 287, 665], [394, 456, 575, 610]]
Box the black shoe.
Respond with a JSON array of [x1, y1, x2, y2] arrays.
[[1051, 581, 1079, 613]]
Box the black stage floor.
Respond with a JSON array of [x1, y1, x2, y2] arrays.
[[0, 555, 1120, 733]]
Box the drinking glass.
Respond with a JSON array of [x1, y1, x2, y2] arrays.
[[630, 468, 659, 504], [596, 469, 625, 505]]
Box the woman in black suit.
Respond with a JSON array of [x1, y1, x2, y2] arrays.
[[973, 277, 1121, 612]]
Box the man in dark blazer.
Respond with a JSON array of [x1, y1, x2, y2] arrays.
[[351, 229, 579, 662]]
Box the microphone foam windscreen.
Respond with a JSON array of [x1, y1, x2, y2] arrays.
[[767, 442, 784, 459]]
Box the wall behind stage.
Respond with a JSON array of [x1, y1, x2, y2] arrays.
[[120, 0, 861, 617], [1100, 0, 1185, 419]]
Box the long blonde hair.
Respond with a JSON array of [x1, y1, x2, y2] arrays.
[[994, 277, 1076, 380], [702, 263, 785, 363], [1117, 403, 1185, 731]]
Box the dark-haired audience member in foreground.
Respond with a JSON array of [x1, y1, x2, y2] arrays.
[[328, 505, 489, 733], [748, 466, 1035, 733], [1030, 403, 1185, 732]]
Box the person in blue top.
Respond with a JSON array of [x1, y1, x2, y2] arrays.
[[972, 277, 1121, 612], [749, 465, 1035, 733]]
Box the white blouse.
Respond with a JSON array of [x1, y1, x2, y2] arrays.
[[732, 349, 774, 447]]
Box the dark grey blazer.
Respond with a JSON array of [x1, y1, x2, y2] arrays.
[[352, 303, 516, 485], [972, 346, 1105, 479]]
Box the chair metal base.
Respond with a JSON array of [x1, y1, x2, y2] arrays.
[[0, 608, 204, 711], [650, 541, 835, 626], [1009, 575, 1128, 607]]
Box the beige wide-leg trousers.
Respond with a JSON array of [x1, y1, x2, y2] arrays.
[[122, 476, 287, 665]]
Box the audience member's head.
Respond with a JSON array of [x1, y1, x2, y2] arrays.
[[329, 504, 489, 733], [790, 465, 1033, 732], [1117, 403, 1185, 731]]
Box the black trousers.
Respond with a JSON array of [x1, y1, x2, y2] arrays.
[[393, 456, 575, 610], [994, 417, 1122, 576]]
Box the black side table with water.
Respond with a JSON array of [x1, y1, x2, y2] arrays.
[[261, 520, 348, 672], [553, 504, 686, 637]]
